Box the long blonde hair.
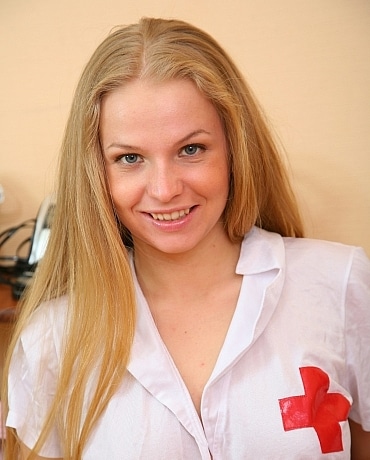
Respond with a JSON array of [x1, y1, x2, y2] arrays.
[[2, 17, 303, 459]]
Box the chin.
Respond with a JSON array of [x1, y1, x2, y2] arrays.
[[134, 235, 202, 256]]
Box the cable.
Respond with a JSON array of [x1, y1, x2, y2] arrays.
[[0, 219, 37, 299]]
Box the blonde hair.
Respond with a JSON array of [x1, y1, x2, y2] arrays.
[[2, 17, 303, 459]]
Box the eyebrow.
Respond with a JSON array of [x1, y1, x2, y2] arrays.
[[178, 129, 211, 143], [105, 129, 211, 151]]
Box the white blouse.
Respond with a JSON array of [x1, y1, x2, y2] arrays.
[[7, 227, 370, 459]]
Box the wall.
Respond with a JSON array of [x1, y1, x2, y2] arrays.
[[0, 0, 369, 254]]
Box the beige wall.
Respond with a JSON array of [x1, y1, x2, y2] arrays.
[[0, 0, 369, 254]]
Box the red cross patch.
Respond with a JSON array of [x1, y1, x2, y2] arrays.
[[279, 366, 351, 454]]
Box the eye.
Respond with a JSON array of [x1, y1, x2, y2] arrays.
[[120, 154, 140, 164], [182, 144, 204, 156]]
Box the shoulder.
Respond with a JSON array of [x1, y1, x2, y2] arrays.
[[283, 235, 369, 287], [15, 296, 68, 364], [283, 233, 365, 261], [23, 295, 68, 334], [242, 227, 369, 295], [243, 226, 369, 272]]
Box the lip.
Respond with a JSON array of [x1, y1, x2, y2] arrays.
[[149, 207, 191, 221], [142, 206, 196, 231]]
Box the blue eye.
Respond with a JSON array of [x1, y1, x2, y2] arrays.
[[122, 154, 139, 164], [183, 144, 201, 155]]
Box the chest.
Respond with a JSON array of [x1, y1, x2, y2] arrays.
[[155, 309, 233, 415], [151, 280, 241, 415]]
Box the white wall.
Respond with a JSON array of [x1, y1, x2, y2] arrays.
[[0, 0, 369, 253]]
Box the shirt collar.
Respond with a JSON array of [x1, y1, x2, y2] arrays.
[[236, 226, 285, 275]]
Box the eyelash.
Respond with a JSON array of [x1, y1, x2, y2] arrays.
[[181, 143, 206, 156], [116, 143, 206, 165], [120, 153, 141, 164]]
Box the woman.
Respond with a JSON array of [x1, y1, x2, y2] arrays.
[[2, 17, 369, 459]]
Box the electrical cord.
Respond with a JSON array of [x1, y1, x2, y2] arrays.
[[0, 219, 37, 298]]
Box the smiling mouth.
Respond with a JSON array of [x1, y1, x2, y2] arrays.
[[149, 208, 191, 221]]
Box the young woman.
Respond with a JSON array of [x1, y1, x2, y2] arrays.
[[2, 17, 369, 459]]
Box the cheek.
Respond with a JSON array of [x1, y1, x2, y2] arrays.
[[108, 177, 138, 218], [211, 157, 230, 199]]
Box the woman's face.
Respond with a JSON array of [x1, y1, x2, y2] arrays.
[[100, 78, 230, 256]]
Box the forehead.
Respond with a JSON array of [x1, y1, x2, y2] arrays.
[[99, 78, 224, 144], [101, 78, 213, 114]]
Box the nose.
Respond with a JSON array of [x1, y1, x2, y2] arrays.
[[147, 160, 183, 203]]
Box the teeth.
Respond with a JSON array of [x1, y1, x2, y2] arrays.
[[151, 208, 190, 221]]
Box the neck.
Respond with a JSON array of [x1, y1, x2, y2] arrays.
[[132, 230, 242, 301]]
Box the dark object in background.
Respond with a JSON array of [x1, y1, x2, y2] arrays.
[[0, 196, 55, 299]]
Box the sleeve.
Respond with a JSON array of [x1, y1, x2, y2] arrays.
[[6, 303, 64, 457], [344, 247, 370, 431]]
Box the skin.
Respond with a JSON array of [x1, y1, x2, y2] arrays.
[[349, 419, 370, 460], [101, 78, 231, 260]]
